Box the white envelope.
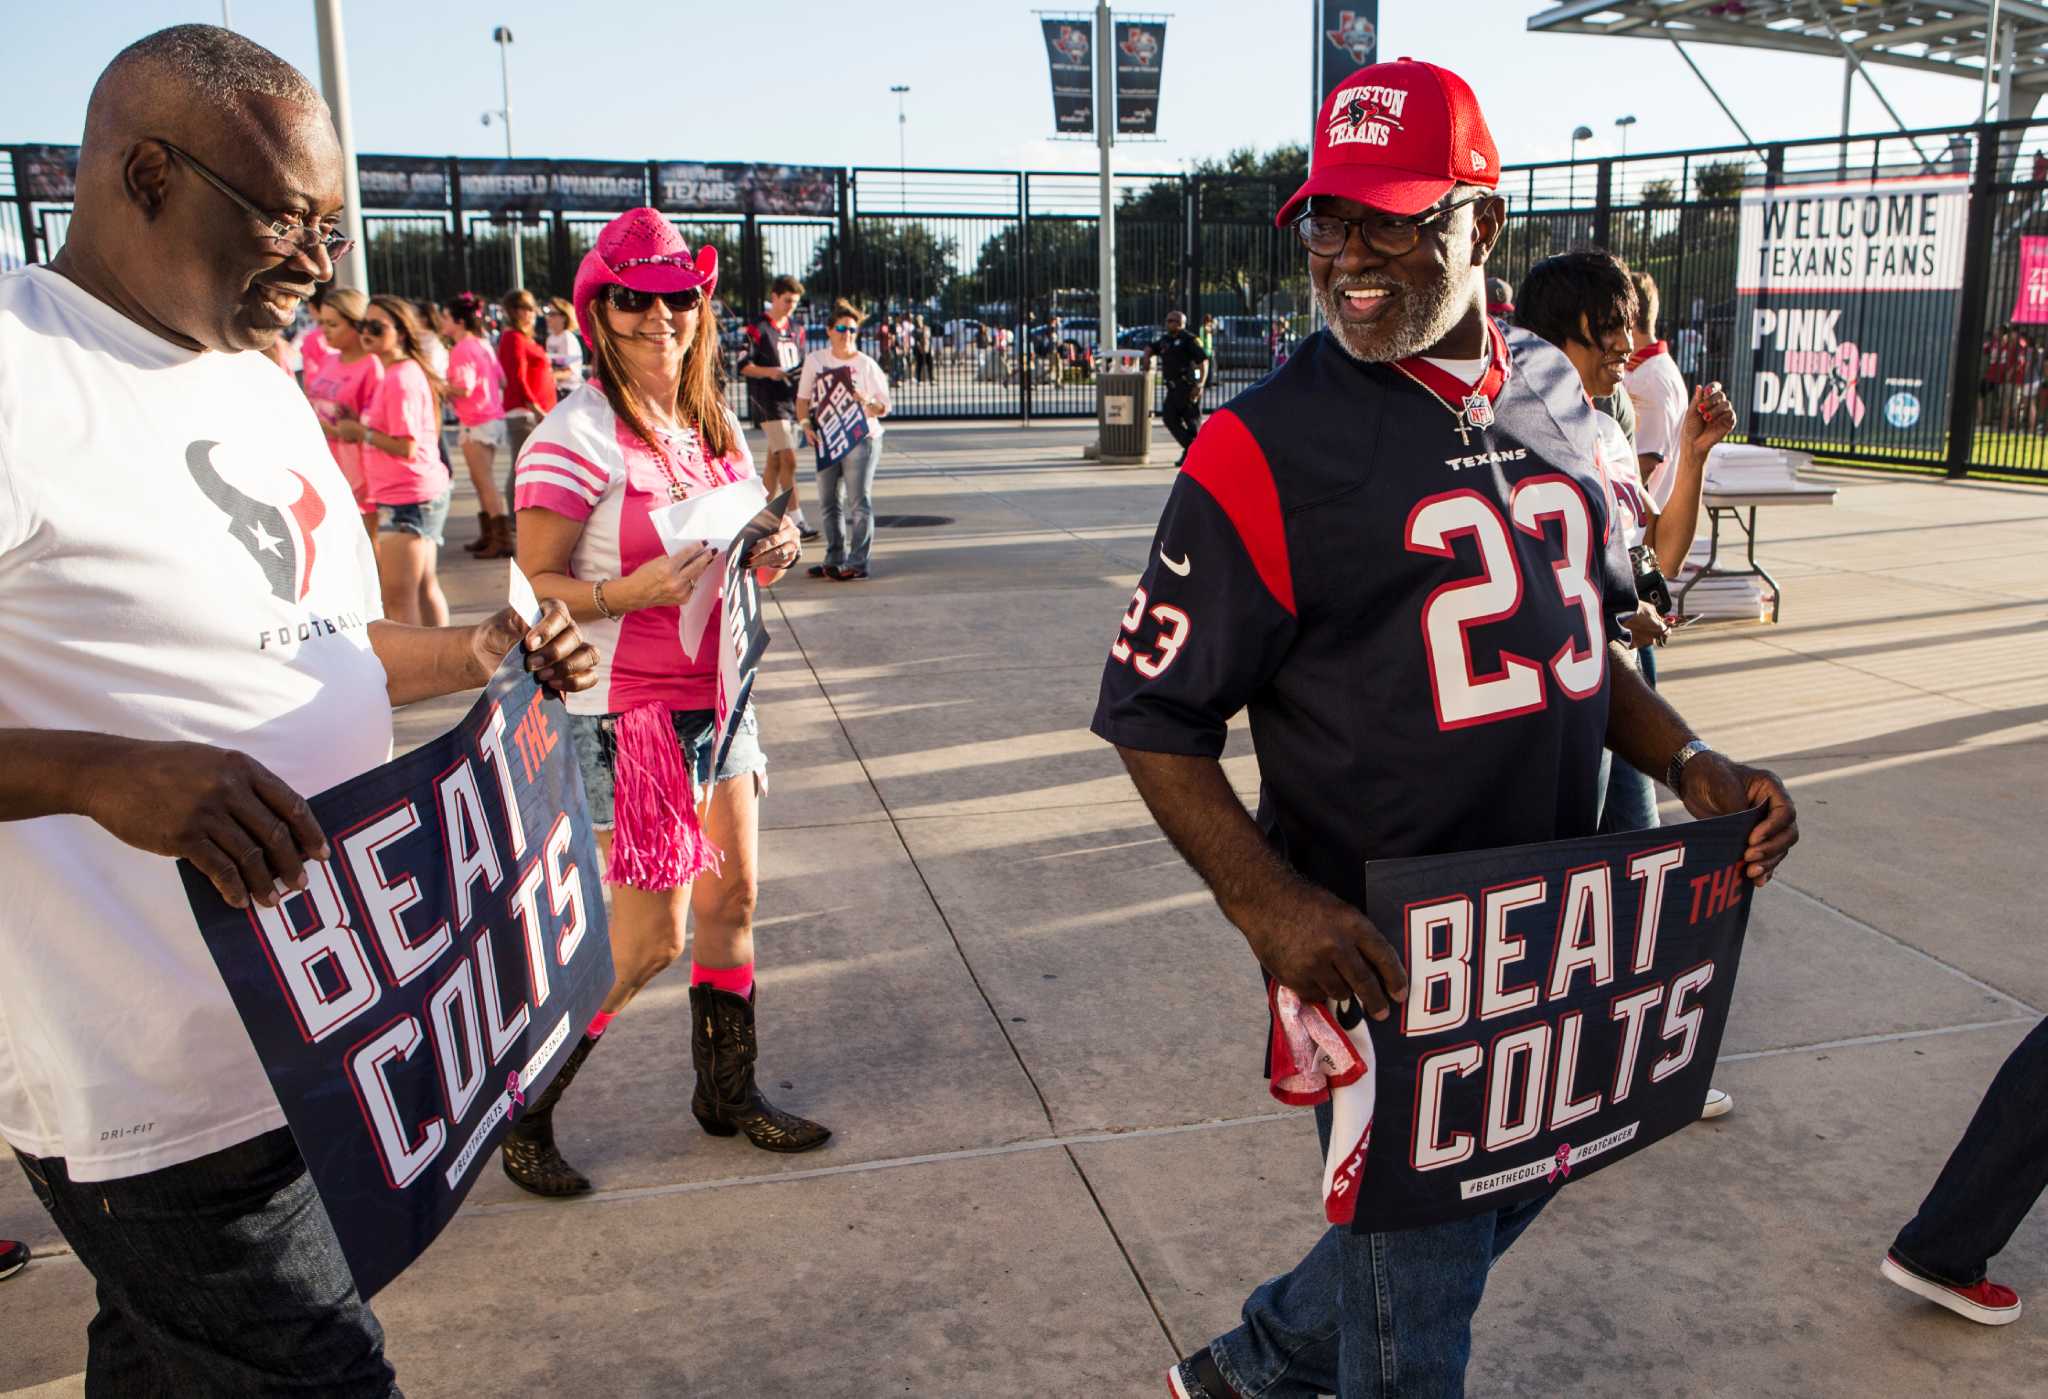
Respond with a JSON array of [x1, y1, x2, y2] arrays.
[[647, 480, 770, 660]]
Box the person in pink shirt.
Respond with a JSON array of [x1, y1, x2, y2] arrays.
[[294, 286, 332, 380], [507, 208, 821, 1198], [438, 291, 512, 558], [302, 285, 382, 539], [334, 295, 452, 625]]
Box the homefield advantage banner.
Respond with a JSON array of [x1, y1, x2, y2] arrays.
[[1306, 809, 1758, 1233], [179, 648, 613, 1299]]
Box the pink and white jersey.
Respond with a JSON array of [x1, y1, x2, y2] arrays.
[[446, 334, 505, 427], [514, 382, 754, 715], [1593, 409, 1653, 553]]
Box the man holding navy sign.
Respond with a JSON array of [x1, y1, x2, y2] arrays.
[[0, 27, 595, 1396], [1092, 58, 1798, 1399]]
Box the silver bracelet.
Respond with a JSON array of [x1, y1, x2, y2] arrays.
[[592, 578, 617, 621]]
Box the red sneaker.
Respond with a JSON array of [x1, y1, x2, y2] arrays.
[[1882, 1251, 2022, 1325], [0, 1239, 27, 1281]]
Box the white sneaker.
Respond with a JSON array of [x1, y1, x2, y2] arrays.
[[1700, 1087, 1734, 1120]]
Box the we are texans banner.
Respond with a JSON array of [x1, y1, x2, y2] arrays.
[[1310, 810, 1756, 1233], [180, 649, 612, 1298]]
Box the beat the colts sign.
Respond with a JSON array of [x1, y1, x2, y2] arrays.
[[1321, 809, 1757, 1232]]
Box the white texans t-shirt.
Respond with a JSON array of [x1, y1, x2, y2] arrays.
[[0, 267, 391, 1180]]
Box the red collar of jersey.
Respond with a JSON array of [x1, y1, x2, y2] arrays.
[[1391, 318, 1510, 409], [1626, 340, 1668, 372]]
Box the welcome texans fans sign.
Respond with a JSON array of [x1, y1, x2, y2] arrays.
[[1311, 810, 1756, 1233], [179, 649, 612, 1298]]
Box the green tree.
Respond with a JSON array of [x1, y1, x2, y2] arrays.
[[1695, 160, 1747, 202], [814, 220, 958, 313], [1641, 178, 1676, 207]]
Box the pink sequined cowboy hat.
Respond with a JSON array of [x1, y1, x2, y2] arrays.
[[571, 207, 719, 334]]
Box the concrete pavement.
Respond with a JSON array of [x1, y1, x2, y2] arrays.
[[5, 422, 2047, 1397]]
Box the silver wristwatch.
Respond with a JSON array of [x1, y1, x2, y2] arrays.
[[1664, 738, 1713, 792]]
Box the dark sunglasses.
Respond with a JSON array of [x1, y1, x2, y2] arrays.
[[359, 318, 393, 336], [830, 322, 858, 332], [605, 285, 703, 314]]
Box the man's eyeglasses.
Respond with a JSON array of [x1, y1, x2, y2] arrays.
[[604, 285, 703, 314], [1291, 192, 1490, 259], [156, 140, 354, 264], [830, 323, 858, 333]]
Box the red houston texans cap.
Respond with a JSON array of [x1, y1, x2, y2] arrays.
[[1277, 58, 1499, 228]]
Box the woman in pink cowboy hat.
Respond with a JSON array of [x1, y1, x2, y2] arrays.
[[503, 208, 823, 1197]]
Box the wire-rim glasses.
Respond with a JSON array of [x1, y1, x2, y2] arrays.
[[156, 139, 355, 263]]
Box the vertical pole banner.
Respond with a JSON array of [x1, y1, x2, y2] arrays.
[[1318, 3, 1380, 111], [178, 652, 613, 1299], [1731, 173, 1970, 453], [1043, 18, 1096, 135], [1307, 810, 1759, 1233], [1114, 21, 1167, 135]]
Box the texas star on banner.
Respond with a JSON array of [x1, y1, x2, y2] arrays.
[[179, 646, 613, 1299], [1275, 809, 1758, 1234]]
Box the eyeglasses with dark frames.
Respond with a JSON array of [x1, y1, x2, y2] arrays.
[[1291, 192, 1491, 259], [156, 139, 355, 264]]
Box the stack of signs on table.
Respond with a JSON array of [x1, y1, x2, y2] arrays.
[[1673, 445, 1817, 619], [808, 364, 871, 471], [1296, 809, 1759, 1232], [649, 485, 792, 773], [179, 611, 613, 1299]]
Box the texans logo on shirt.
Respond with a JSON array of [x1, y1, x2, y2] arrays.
[[185, 440, 326, 604]]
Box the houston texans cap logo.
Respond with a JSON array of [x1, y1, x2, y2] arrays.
[[185, 440, 327, 603]]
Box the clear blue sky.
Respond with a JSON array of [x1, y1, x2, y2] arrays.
[[0, 0, 2013, 173]]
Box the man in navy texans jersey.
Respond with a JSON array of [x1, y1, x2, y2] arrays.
[[1092, 59, 1800, 1399]]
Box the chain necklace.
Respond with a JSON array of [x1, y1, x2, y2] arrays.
[[1388, 322, 1509, 447]]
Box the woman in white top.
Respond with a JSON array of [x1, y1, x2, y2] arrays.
[[795, 299, 893, 580], [545, 296, 585, 391]]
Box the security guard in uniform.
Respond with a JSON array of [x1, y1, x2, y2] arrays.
[[1147, 309, 1210, 466]]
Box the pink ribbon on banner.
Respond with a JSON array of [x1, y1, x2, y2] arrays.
[[1547, 1142, 1573, 1183], [1818, 342, 1867, 428]]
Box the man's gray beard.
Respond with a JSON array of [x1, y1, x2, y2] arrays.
[[1317, 258, 1476, 365]]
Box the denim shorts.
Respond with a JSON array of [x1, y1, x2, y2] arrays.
[[567, 704, 765, 831], [383, 486, 452, 546]]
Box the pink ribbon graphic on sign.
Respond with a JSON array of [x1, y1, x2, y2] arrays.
[[1548, 1142, 1573, 1183], [507, 1070, 525, 1117], [1818, 342, 1867, 428]]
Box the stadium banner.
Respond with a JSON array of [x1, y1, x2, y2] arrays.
[[807, 365, 873, 471], [356, 156, 450, 212], [1114, 21, 1167, 135], [1317, 3, 1380, 118], [1041, 18, 1096, 136], [1731, 172, 1969, 453], [1320, 808, 1757, 1233], [455, 159, 646, 212], [653, 162, 836, 215], [178, 648, 613, 1299], [2011, 236, 2048, 325], [11, 144, 80, 201]]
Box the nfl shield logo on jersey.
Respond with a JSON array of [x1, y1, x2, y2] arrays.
[[1462, 392, 1494, 430]]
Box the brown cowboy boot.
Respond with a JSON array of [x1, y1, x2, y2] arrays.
[[476, 513, 516, 560], [689, 984, 831, 1153], [463, 510, 495, 555], [500, 1033, 600, 1197]]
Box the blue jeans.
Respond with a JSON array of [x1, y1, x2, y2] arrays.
[[1599, 643, 1660, 835], [816, 435, 881, 569], [1892, 1017, 2048, 1287], [14, 1129, 399, 1398], [1208, 1103, 1551, 1398]]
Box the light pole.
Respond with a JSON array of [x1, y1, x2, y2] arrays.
[[481, 26, 521, 292], [313, 0, 368, 292], [890, 85, 910, 206], [1568, 124, 1593, 208], [1615, 113, 1637, 160]]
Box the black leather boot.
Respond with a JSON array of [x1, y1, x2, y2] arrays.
[[689, 984, 831, 1154], [500, 1032, 599, 1197]]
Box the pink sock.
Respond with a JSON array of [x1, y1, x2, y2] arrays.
[[690, 961, 754, 1000], [586, 1010, 616, 1039]]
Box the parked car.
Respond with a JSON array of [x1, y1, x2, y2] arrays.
[[1117, 324, 1163, 351], [1030, 316, 1099, 357], [1211, 315, 1280, 370]]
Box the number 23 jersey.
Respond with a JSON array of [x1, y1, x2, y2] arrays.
[[1090, 322, 1638, 909]]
